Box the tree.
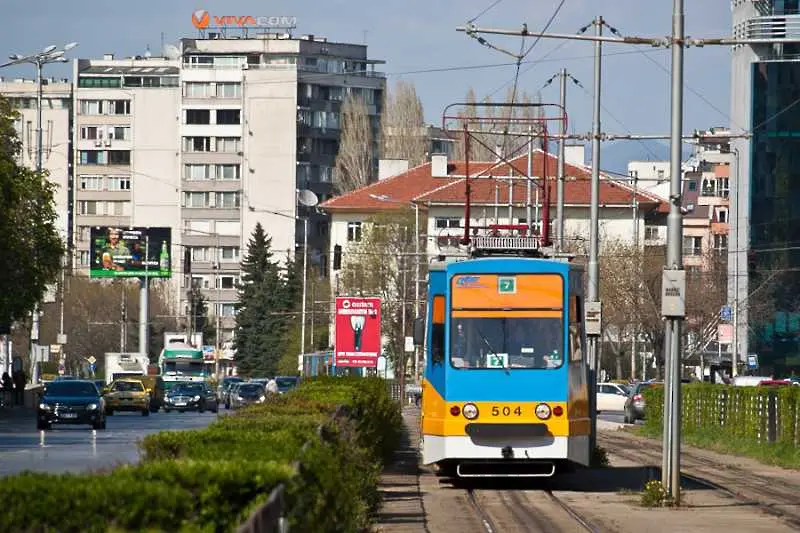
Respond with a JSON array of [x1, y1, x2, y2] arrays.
[[334, 95, 374, 193], [381, 80, 427, 167], [0, 95, 64, 333], [187, 285, 215, 346], [234, 223, 294, 377], [339, 209, 425, 378]]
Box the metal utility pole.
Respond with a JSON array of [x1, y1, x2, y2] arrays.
[[120, 287, 127, 352], [557, 68, 567, 250], [631, 173, 639, 381], [414, 204, 422, 384], [526, 126, 534, 233], [662, 0, 686, 503], [731, 147, 740, 378], [139, 234, 150, 358], [585, 16, 604, 455], [300, 217, 309, 362]]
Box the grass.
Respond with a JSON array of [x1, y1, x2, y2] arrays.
[[633, 425, 800, 470]]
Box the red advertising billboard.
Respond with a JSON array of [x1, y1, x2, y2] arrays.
[[335, 297, 381, 367]]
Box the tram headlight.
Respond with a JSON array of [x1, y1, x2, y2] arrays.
[[462, 403, 479, 420], [535, 403, 552, 420]]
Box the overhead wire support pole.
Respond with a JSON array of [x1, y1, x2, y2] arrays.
[[586, 15, 604, 461], [662, 0, 685, 504], [557, 68, 567, 251]]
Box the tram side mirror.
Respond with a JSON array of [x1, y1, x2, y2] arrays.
[[413, 318, 425, 346]]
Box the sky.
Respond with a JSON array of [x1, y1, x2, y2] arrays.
[[2, 0, 733, 170]]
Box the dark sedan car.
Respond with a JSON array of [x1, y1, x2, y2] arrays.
[[624, 381, 663, 424], [163, 382, 218, 413], [37, 380, 106, 430], [274, 376, 299, 394], [229, 383, 267, 409]]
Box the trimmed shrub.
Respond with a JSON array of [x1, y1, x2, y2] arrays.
[[0, 376, 402, 533]]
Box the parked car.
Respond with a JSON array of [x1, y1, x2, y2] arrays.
[[37, 379, 106, 430], [596, 382, 630, 412], [624, 381, 663, 424], [274, 376, 299, 394], [217, 376, 244, 403], [163, 382, 218, 413], [103, 379, 151, 416], [225, 382, 243, 409], [229, 382, 267, 409]]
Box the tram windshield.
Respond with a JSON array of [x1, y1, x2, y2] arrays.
[[450, 317, 563, 369]]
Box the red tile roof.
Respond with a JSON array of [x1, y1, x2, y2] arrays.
[[320, 151, 667, 211]]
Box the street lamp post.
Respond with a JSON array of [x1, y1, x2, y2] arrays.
[[1, 43, 77, 376]]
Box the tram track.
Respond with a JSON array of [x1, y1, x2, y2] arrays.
[[466, 486, 602, 533], [600, 432, 800, 529]]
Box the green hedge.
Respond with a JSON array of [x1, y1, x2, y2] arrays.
[[642, 383, 800, 467], [0, 376, 402, 533]]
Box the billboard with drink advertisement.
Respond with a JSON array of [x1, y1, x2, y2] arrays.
[[89, 226, 172, 278], [334, 297, 381, 367]]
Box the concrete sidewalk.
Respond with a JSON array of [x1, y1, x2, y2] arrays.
[[372, 406, 427, 533]]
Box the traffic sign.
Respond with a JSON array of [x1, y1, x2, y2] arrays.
[[720, 305, 732, 322], [498, 276, 516, 294], [747, 354, 759, 369], [87, 356, 97, 365]]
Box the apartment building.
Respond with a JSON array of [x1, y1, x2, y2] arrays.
[[0, 77, 73, 244], [67, 33, 385, 347]]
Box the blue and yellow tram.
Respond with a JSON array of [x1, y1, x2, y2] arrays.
[[420, 252, 591, 477]]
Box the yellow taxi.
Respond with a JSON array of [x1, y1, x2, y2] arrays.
[[103, 379, 151, 416]]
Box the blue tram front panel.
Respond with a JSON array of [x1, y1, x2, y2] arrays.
[[421, 258, 590, 467]]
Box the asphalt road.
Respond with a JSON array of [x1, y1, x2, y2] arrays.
[[597, 411, 628, 425], [0, 409, 219, 477]]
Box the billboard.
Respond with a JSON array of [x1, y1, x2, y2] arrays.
[[90, 226, 172, 278], [334, 297, 381, 367]]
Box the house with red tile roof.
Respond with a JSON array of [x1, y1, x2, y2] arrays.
[[320, 150, 669, 280]]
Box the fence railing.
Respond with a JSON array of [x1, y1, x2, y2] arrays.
[[644, 384, 800, 447]]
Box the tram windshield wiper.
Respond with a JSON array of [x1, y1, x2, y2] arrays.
[[475, 327, 509, 371]]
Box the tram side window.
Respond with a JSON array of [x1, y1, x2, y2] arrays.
[[430, 295, 445, 364], [569, 295, 584, 362]]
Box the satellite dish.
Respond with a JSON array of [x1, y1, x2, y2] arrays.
[[163, 44, 181, 60], [297, 189, 319, 207]]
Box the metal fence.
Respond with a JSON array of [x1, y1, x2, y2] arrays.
[[646, 385, 800, 447]]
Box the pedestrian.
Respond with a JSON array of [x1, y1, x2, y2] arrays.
[[12, 369, 25, 407], [2, 372, 14, 406], [265, 378, 278, 395]]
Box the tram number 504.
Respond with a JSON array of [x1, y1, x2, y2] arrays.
[[491, 406, 523, 417]]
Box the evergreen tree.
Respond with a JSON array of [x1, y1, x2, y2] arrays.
[[234, 223, 287, 376]]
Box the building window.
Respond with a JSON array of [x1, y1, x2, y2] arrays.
[[191, 275, 210, 289], [108, 100, 131, 115], [186, 109, 211, 125], [78, 250, 90, 266], [215, 109, 241, 125], [644, 226, 660, 240], [714, 234, 728, 251], [78, 100, 104, 115], [319, 166, 333, 183], [347, 221, 362, 242], [683, 236, 702, 256], [215, 221, 240, 236], [79, 176, 103, 190], [107, 150, 131, 165], [435, 217, 461, 229], [79, 150, 105, 165], [216, 82, 241, 98], [184, 192, 210, 208], [109, 126, 131, 141], [77, 200, 100, 215], [688, 181, 697, 192], [106, 201, 130, 216], [107, 176, 131, 191], [190, 246, 211, 262], [184, 164, 212, 181], [215, 137, 241, 153], [77, 226, 91, 242], [215, 191, 240, 209], [183, 136, 212, 152], [718, 209, 728, 223], [217, 275, 238, 289], [80, 126, 99, 140], [217, 303, 236, 317], [184, 82, 212, 98], [219, 246, 240, 262], [216, 164, 240, 180]]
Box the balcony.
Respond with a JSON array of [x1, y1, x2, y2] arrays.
[[711, 222, 729, 235], [745, 14, 800, 41]]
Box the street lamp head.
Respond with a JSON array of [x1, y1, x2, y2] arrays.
[[8, 54, 21, 61], [56, 57, 69, 63], [45, 50, 65, 61], [42, 45, 57, 54], [64, 42, 78, 51]]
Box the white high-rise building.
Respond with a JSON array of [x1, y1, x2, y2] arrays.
[[70, 33, 385, 347]]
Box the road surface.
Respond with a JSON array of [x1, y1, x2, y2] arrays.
[[0, 409, 218, 476]]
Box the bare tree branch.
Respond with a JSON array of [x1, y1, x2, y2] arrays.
[[334, 95, 373, 194], [382, 80, 427, 167]]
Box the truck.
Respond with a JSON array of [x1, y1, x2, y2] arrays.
[[158, 333, 211, 389], [104, 352, 149, 385]]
